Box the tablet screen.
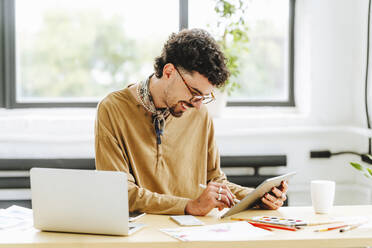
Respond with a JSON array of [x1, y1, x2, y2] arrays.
[[221, 172, 296, 218]]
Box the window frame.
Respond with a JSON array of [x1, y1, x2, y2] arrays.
[[227, 0, 296, 107], [0, 0, 4, 108], [0, 0, 295, 109]]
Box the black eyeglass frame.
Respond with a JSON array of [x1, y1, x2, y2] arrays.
[[174, 67, 215, 104]]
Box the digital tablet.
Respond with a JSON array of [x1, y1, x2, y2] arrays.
[[221, 172, 296, 218]]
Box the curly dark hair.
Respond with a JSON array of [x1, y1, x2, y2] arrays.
[[154, 29, 230, 87]]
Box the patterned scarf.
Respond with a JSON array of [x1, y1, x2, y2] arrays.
[[137, 74, 170, 145]]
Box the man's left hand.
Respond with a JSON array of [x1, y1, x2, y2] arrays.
[[259, 181, 288, 210]]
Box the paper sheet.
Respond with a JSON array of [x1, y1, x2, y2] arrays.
[[160, 221, 272, 242], [0, 205, 34, 231]]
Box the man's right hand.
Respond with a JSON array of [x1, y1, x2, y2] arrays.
[[184, 182, 235, 216]]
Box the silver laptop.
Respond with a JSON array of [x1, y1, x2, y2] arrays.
[[30, 168, 145, 236]]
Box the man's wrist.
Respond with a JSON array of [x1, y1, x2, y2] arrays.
[[185, 199, 194, 215]]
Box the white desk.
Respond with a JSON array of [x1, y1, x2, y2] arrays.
[[1, 205, 372, 248]]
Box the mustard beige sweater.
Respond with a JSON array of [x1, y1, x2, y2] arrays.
[[95, 86, 253, 214]]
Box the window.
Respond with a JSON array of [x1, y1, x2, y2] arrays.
[[0, 0, 294, 108], [190, 0, 295, 106]]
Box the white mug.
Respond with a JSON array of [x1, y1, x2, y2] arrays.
[[311, 180, 335, 214]]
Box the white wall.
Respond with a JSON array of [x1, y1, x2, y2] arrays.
[[0, 0, 372, 206], [217, 0, 372, 205]]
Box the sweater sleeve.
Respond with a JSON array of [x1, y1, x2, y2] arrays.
[[205, 116, 254, 200], [94, 100, 189, 215]]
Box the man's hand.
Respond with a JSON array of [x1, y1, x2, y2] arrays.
[[185, 182, 235, 216], [259, 181, 288, 210]]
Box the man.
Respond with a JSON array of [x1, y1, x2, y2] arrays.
[[95, 29, 288, 216]]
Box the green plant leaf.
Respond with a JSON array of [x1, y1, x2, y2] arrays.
[[350, 162, 363, 171], [367, 167, 372, 177], [364, 172, 372, 179], [213, 0, 250, 94]]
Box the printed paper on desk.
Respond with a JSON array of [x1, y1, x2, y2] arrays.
[[0, 215, 24, 229], [2, 205, 33, 220], [160, 222, 272, 242], [0, 205, 34, 231]]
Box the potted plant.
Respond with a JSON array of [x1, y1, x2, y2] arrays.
[[350, 155, 372, 179], [206, 0, 250, 117]]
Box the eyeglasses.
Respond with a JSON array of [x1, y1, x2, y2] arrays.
[[174, 67, 215, 104]]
